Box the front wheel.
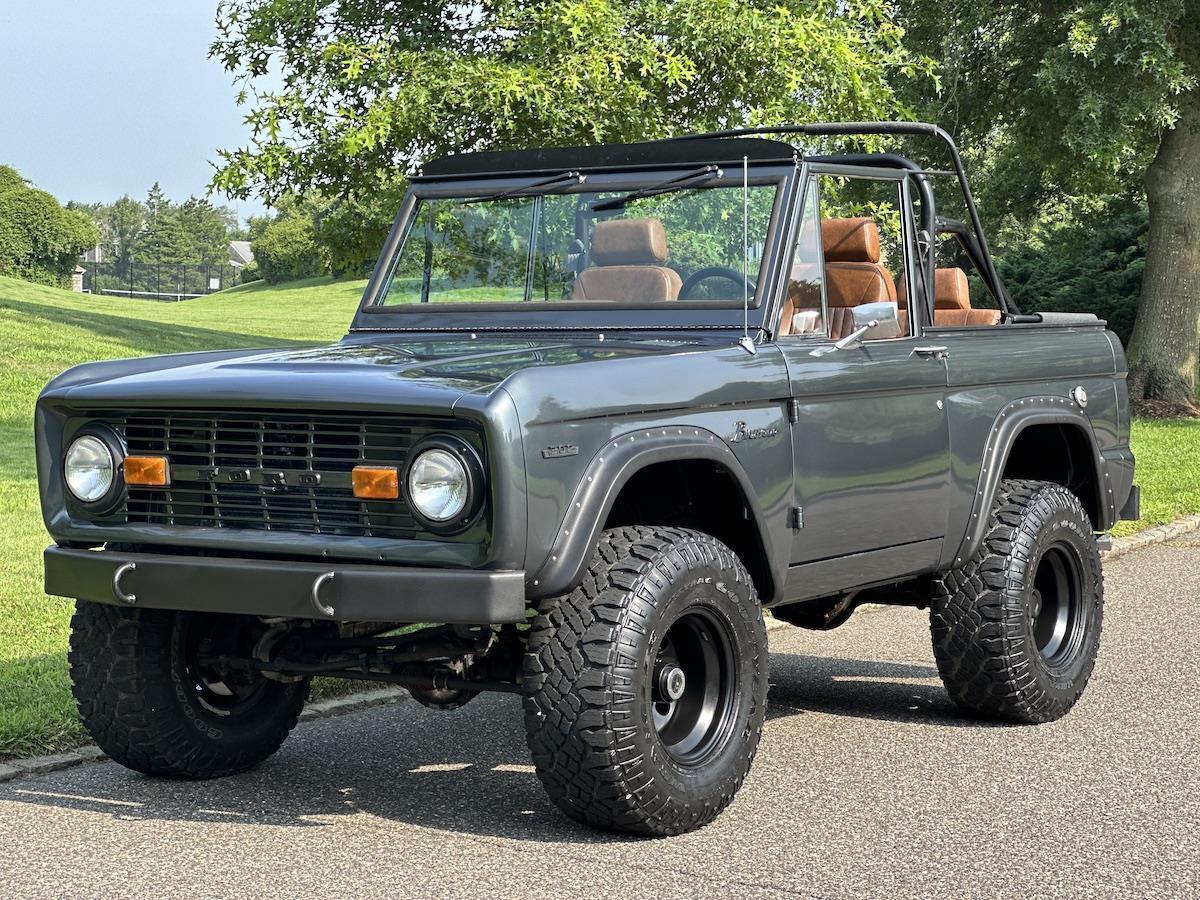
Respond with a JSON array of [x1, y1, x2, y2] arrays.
[[931, 479, 1104, 723], [522, 526, 768, 836], [68, 601, 310, 778]]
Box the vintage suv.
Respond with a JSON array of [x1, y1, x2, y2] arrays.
[[38, 123, 1137, 836]]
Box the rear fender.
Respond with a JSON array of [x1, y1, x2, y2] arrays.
[[952, 396, 1112, 566]]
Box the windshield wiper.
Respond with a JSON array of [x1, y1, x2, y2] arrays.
[[468, 170, 586, 204], [588, 165, 723, 212]]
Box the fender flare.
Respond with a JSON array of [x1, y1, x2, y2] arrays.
[[527, 425, 780, 601], [952, 396, 1111, 566]]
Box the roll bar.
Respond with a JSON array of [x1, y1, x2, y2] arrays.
[[662, 122, 1013, 315]]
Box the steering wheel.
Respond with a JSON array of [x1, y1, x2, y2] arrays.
[[678, 266, 756, 301]]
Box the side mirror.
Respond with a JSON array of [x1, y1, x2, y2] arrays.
[[853, 301, 902, 340], [809, 301, 902, 358]]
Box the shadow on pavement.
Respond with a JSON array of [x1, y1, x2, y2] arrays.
[[2, 651, 1008, 841], [767, 653, 1011, 728]]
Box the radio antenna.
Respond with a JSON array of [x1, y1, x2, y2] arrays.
[[738, 155, 756, 355]]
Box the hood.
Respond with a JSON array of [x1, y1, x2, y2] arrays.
[[41, 335, 706, 415]]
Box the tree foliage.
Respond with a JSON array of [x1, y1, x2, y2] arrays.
[[898, 0, 1198, 212], [210, 0, 933, 206], [0, 165, 99, 287]]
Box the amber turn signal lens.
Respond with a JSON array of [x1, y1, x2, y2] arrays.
[[352, 466, 399, 500], [123, 456, 170, 486]]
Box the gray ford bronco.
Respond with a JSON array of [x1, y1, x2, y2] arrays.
[[38, 123, 1138, 836]]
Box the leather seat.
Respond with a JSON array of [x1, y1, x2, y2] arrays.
[[897, 268, 1002, 329], [823, 218, 898, 339], [571, 219, 682, 302], [780, 217, 897, 338], [929, 267, 1001, 326]]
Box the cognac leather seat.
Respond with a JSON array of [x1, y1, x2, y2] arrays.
[[780, 217, 897, 338], [929, 267, 1001, 326], [571, 218, 682, 302], [897, 268, 1002, 329]]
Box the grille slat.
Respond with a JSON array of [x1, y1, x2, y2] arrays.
[[88, 409, 469, 540]]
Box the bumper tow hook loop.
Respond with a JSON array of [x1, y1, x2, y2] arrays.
[[311, 572, 337, 618], [112, 562, 137, 604]]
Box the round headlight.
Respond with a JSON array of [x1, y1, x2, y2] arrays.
[[407, 448, 469, 522], [65, 435, 115, 503]]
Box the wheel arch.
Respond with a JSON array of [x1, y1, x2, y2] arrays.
[[952, 397, 1112, 566], [527, 427, 781, 603]]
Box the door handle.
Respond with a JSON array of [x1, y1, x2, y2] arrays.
[[913, 345, 949, 360]]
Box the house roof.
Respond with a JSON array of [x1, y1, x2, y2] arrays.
[[229, 240, 254, 266]]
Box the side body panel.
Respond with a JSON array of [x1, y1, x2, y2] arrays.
[[502, 343, 795, 602], [931, 323, 1128, 567]]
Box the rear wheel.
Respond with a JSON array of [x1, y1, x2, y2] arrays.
[[931, 479, 1104, 723], [69, 601, 309, 778], [522, 526, 768, 836]]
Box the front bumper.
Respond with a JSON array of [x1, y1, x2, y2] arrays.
[[45, 546, 527, 624]]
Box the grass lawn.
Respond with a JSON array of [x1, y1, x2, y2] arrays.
[[1, 271, 1197, 759], [1110, 418, 1200, 537]]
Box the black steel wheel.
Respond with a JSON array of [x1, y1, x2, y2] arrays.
[[1030, 543, 1090, 668], [931, 479, 1104, 723], [69, 602, 309, 778], [523, 526, 768, 836], [650, 609, 738, 766]]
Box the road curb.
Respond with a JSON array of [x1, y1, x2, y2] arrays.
[[1103, 515, 1200, 561], [1, 519, 1196, 786], [0, 687, 407, 786]]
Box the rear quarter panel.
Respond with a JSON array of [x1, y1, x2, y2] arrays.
[[930, 323, 1129, 566]]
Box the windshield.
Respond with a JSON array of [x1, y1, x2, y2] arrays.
[[375, 178, 778, 308]]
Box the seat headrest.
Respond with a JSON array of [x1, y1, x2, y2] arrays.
[[934, 267, 971, 310], [823, 218, 881, 263], [591, 219, 669, 266]]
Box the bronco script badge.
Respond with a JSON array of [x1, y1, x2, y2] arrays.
[[730, 421, 779, 443]]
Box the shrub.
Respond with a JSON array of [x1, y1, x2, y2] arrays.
[[312, 184, 402, 278], [251, 213, 323, 284], [995, 199, 1146, 345], [239, 261, 261, 284]]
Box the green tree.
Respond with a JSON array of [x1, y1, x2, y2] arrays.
[[897, 1, 1200, 404], [135, 184, 192, 268], [105, 195, 146, 274], [210, 0, 933, 263], [0, 165, 99, 287], [178, 196, 231, 266]]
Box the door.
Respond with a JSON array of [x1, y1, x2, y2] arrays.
[[777, 170, 950, 575]]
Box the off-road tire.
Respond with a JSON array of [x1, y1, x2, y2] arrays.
[[522, 526, 768, 836], [931, 479, 1104, 723], [68, 601, 309, 778]]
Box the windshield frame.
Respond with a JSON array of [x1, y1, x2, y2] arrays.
[[351, 162, 799, 334]]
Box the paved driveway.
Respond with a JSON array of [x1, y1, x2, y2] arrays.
[[1, 537, 1197, 899]]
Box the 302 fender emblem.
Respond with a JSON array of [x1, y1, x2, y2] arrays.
[[542, 443, 579, 459], [730, 421, 779, 443]]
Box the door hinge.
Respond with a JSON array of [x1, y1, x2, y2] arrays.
[[786, 398, 799, 424], [790, 506, 804, 529]]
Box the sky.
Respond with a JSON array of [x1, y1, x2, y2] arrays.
[[0, 2, 270, 221]]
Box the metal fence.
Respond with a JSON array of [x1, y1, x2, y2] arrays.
[[79, 261, 243, 301]]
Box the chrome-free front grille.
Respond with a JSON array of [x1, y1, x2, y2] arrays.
[[86, 410, 476, 540]]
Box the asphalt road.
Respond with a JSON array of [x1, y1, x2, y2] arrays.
[[1, 537, 1197, 899]]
